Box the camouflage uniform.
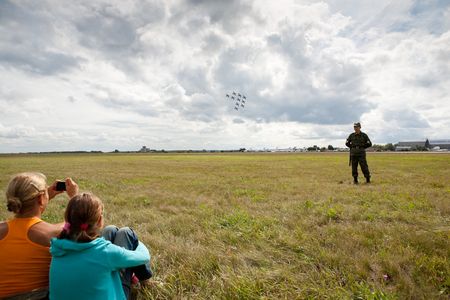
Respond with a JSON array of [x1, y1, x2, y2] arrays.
[[345, 129, 372, 183]]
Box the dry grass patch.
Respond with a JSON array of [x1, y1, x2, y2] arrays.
[[0, 152, 449, 299]]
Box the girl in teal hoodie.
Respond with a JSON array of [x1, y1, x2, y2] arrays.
[[49, 193, 151, 300]]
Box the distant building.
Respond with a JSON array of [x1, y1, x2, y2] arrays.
[[395, 139, 450, 151], [395, 140, 429, 151], [429, 139, 450, 150], [139, 146, 150, 152]]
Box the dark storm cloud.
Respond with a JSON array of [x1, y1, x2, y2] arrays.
[[0, 0, 81, 75]]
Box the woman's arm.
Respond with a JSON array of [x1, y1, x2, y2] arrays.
[[30, 178, 78, 246], [0, 222, 7, 241]]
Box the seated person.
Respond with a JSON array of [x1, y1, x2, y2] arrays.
[[49, 192, 152, 300], [102, 225, 153, 296], [0, 172, 78, 299]]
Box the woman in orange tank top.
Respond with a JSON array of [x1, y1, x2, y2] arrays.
[[0, 172, 79, 299]]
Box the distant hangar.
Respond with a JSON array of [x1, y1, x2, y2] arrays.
[[395, 139, 450, 151]]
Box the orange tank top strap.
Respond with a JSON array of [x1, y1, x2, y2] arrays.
[[5, 217, 43, 239]]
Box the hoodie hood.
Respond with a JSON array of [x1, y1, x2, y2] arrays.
[[50, 237, 106, 257]]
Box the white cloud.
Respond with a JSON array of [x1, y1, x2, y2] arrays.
[[0, 0, 449, 152]]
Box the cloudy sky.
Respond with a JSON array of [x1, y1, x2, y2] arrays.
[[1, 0, 449, 152]]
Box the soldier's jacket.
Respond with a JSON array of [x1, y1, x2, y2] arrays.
[[346, 132, 372, 155]]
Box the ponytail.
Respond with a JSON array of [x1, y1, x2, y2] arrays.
[[59, 193, 103, 243]]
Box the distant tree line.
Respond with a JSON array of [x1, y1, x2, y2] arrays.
[[305, 143, 405, 152], [306, 145, 336, 152], [371, 143, 395, 151]]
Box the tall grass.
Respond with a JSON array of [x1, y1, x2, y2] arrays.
[[0, 153, 449, 299]]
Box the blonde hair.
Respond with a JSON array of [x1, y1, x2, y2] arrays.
[[59, 193, 103, 243], [6, 172, 47, 214]]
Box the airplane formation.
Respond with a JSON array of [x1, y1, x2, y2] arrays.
[[225, 91, 247, 111]]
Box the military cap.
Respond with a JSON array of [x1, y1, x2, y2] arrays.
[[353, 122, 361, 127]]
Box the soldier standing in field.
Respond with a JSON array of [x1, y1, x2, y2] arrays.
[[345, 122, 372, 184]]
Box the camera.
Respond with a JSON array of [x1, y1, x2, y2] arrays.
[[56, 181, 66, 191]]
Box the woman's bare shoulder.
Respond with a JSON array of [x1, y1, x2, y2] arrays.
[[28, 221, 63, 247]]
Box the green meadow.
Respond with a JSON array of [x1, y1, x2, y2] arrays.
[[0, 152, 449, 299]]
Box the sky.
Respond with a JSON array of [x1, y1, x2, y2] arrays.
[[0, 0, 449, 152]]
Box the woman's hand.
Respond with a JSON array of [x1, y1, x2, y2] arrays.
[[48, 181, 64, 200], [65, 178, 79, 199]]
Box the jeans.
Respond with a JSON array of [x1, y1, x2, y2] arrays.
[[102, 225, 152, 299]]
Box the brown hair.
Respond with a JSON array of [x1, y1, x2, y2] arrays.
[[59, 193, 104, 243], [6, 172, 47, 214]]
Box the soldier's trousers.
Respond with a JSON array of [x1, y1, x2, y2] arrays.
[[351, 154, 370, 179]]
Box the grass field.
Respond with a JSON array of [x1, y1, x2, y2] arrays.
[[0, 152, 449, 299]]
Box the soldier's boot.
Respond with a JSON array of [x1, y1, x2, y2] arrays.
[[365, 176, 370, 183], [353, 177, 359, 184]]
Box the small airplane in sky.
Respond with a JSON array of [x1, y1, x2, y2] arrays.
[[226, 91, 248, 113]]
